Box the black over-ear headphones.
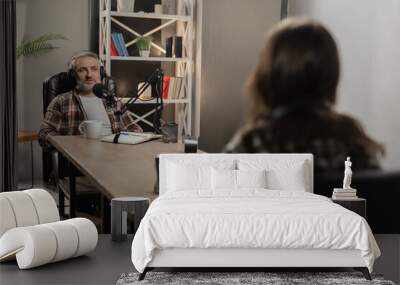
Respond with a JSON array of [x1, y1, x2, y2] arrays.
[[67, 51, 107, 82]]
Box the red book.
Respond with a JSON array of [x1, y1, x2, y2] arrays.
[[110, 38, 118, 56], [163, 76, 170, 99]]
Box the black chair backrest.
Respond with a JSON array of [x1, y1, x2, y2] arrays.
[[42, 72, 117, 114], [42, 72, 76, 114]]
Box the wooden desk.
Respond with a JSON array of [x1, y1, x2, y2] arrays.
[[48, 135, 188, 231]]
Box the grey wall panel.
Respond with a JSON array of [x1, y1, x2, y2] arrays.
[[199, 0, 281, 152], [289, 0, 400, 170]]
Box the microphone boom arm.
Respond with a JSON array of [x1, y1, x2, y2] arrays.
[[120, 69, 164, 133]]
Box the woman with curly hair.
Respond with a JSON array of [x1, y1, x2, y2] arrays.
[[225, 18, 384, 173]]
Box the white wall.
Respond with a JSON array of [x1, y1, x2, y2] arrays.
[[199, 0, 281, 152], [289, 0, 400, 170], [16, 0, 90, 183]]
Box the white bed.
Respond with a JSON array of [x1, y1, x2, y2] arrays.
[[131, 154, 380, 280]]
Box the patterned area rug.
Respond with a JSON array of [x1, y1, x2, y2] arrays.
[[116, 271, 396, 285]]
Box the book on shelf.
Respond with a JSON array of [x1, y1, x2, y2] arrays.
[[333, 188, 357, 193], [166, 37, 173, 57], [332, 192, 358, 197], [110, 39, 118, 56], [111, 33, 124, 56], [332, 194, 359, 200], [165, 36, 183, 58], [117, 33, 129, 56], [111, 32, 129, 56], [162, 76, 170, 99], [172, 77, 185, 99], [174, 36, 182, 58], [176, 77, 184, 99]]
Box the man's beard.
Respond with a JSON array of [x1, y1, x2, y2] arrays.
[[76, 79, 95, 93]]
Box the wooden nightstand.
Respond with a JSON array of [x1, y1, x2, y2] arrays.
[[331, 198, 366, 219]]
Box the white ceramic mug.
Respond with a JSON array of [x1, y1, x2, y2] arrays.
[[79, 120, 103, 139]]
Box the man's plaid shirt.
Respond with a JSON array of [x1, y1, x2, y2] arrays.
[[39, 90, 142, 148]]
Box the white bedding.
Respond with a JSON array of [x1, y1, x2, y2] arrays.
[[131, 190, 380, 273]]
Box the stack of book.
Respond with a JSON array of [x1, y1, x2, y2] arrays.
[[162, 76, 184, 100], [111, 32, 129, 56], [165, 36, 182, 58], [332, 188, 358, 200]]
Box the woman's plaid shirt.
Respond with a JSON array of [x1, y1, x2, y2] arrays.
[[39, 90, 142, 148]]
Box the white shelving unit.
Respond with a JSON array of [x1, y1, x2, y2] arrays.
[[99, 0, 197, 137]]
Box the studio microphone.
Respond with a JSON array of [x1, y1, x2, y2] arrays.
[[92, 83, 116, 102], [92, 83, 119, 112]]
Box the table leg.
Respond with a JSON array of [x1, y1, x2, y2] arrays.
[[17, 140, 34, 190], [68, 162, 76, 218], [30, 140, 34, 188], [59, 186, 65, 218], [101, 195, 111, 234]]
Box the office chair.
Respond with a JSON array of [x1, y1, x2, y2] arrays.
[[314, 170, 400, 234], [42, 72, 116, 220]]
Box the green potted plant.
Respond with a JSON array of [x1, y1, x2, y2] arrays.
[[135, 36, 152, 57], [16, 33, 67, 59]]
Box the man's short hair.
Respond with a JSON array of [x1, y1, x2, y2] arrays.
[[68, 51, 102, 71]]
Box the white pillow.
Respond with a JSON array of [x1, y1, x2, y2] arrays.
[[167, 163, 212, 191], [165, 158, 236, 193], [238, 159, 308, 191], [211, 169, 267, 190], [212, 169, 236, 190], [236, 169, 267, 188]]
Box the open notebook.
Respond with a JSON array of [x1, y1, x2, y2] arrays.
[[101, 132, 162, 145]]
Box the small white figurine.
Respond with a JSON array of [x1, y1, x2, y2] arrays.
[[342, 157, 353, 189]]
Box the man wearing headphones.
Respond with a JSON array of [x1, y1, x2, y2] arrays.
[[39, 51, 142, 147]]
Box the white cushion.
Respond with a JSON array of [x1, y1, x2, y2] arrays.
[[211, 169, 267, 190], [168, 163, 212, 191], [238, 159, 308, 191], [42, 221, 79, 262], [65, 218, 98, 257], [0, 218, 97, 269], [0, 192, 39, 227], [236, 169, 267, 188], [24, 189, 60, 224], [0, 189, 59, 238], [165, 158, 236, 193], [0, 226, 57, 269], [0, 196, 17, 237], [212, 169, 236, 190]]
